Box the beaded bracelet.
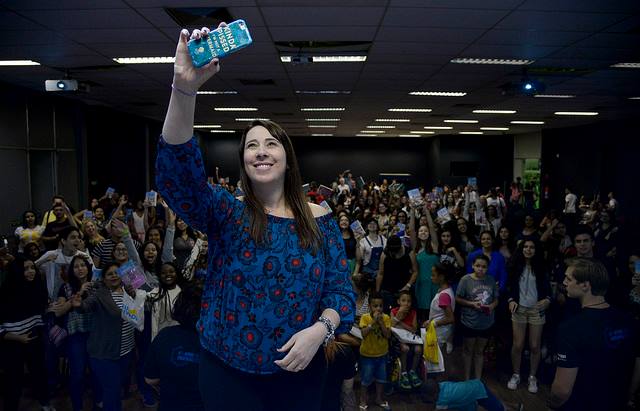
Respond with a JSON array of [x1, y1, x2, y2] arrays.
[[317, 316, 336, 346], [171, 83, 197, 97]]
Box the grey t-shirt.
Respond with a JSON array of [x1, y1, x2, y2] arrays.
[[456, 274, 498, 330], [518, 265, 538, 308]]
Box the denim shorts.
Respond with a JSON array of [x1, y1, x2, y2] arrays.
[[359, 355, 387, 386]]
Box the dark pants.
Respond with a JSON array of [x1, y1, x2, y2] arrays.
[[67, 332, 102, 411], [199, 348, 327, 411], [2, 333, 49, 411], [90, 352, 133, 411], [135, 313, 154, 404]]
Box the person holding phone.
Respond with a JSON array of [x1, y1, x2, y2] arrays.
[[0, 257, 54, 411], [155, 24, 355, 411]]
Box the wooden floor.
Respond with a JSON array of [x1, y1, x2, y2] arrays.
[[6, 345, 550, 411]]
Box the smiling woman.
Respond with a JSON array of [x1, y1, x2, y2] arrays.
[[155, 23, 355, 411]]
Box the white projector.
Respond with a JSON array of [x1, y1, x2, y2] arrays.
[[45, 79, 78, 92]]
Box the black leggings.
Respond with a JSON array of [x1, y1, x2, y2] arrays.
[[199, 349, 327, 411], [2, 333, 49, 411]]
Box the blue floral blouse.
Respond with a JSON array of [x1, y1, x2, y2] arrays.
[[155, 136, 355, 374]]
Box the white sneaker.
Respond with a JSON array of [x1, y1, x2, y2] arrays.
[[528, 376, 538, 393], [446, 341, 454, 354], [507, 374, 520, 390]]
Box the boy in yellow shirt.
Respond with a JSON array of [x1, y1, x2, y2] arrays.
[[359, 292, 392, 410]]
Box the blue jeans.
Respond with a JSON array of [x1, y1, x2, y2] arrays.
[[67, 332, 102, 411], [90, 352, 132, 411]]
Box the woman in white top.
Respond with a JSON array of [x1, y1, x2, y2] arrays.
[[506, 240, 551, 394], [354, 219, 387, 285]]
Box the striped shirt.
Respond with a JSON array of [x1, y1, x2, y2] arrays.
[[110, 291, 135, 356], [0, 314, 43, 336]]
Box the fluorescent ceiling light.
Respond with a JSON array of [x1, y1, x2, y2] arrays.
[[387, 108, 432, 112], [444, 120, 478, 123], [311, 133, 333, 137], [511, 121, 545, 125], [554, 111, 599, 116], [610, 62, 640, 68], [410, 131, 435, 134], [305, 118, 341, 121], [367, 125, 395, 129], [533, 94, 575, 98], [451, 58, 534, 65], [399, 134, 422, 137], [424, 126, 452, 130], [308, 125, 337, 128], [375, 118, 410, 122], [296, 90, 351, 95], [0, 60, 40, 66], [209, 130, 236, 133], [113, 57, 174, 64], [214, 107, 258, 111], [459, 131, 483, 135], [193, 125, 221, 128], [198, 91, 238, 95], [235, 118, 270, 121], [409, 91, 466, 97], [301, 107, 345, 111], [359, 130, 385, 134], [356, 134, 379, 137], [480, 127, 509, 131], [473, 110, 517, 114], [627, 97, 640, 100], [281, 55, 366, 63], [313, 56, 366, 63]]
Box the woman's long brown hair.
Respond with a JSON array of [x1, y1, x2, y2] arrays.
[[238, 120, 322, 253]]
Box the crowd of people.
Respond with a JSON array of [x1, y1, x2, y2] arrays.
[[1, 174, 638, 411], [1, 25, 639, 411]]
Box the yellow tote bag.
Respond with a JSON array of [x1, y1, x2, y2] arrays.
[[423, 321, 439, 364]]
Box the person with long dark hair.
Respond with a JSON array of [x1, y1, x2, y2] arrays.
[[15, 210, 45, 253], [71, 263, 137, 411], [466, 230, 508, 292], [0, 257, 53, 411], [505, 240, 551, 394], [56, 255, 102, 411], [155, 24, 354, 411]]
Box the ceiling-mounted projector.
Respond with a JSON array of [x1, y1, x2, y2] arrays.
[[45, 79, 78, 92]]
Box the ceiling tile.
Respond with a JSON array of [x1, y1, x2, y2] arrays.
[[261, 7, 386, 26], [382, 7, 510, 28], [496, 11, 630, 32]]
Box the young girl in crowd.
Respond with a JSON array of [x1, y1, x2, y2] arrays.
[[456, 217, 478, 255], [391, 290, 423, 390], [15, 210, 45, 253], [410, 206, 440, 323], [506, 240, 551, 394], [456, 254, 499, 380], [56, 255, 102, 411], [148, 262, 182, 341], [71, 263, 136, 411], [0, 258, 54, 411], [426, 263, 456, 375], [359, 292, 391, 410], [436, 228, 465, 277], [497, 226, 516, 262], [173, 218, 196, 272], [355, 219, 387, 285], [81, 219, 105, 255], [466, 230, 508, 292], [339, 214, 358, 275]]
